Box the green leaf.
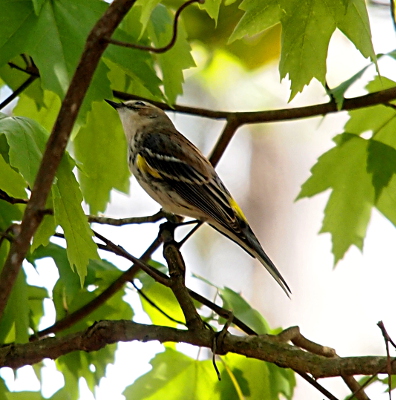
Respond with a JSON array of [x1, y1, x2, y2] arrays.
[[0, 114, 46, 185], [12, 270, 30, 343], [124, 348, 295, 400], [74, 101, 130, 214], [336, 0, 376, 62], [0, 154, 28, 199], [199, 0, 222, 22], [31, 0, 46, 15], [64, 283, 132, 334], [230, 0, 375, 99], [0, 0, 111, 121], [53, 155, 99, 284], [31, 243, 80, 316], [123, 348, 220, 400], [51, 365, 79, 400], [6, 392, 43, 400], [0, 201, 22, 231], [366, 140, 396, 201], [31, 211, 56, 252], [343, 77, 396, 142], [229, 0, 281, 43], [0, 113, 99, 282], [297, 134, 375, 263], [135, 0, 162, 33], [219, 287, 270, 334], [279, 0, 336, 100], [137, 264, 185, 328], [376, 173, 396, 229], [141, 281, 185, 328], [13, 90, 62, 133], [328, 64, 371, 110], [57, 343, 117, 395], [0, 269, 29, 344], [0, 377, 10, 399], [28, 285, 49, 332], [0, 1, 36, 68], [148, 5, 195, 103], [221, 353, 295, 400]]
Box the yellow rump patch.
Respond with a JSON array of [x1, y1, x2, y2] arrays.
[[229, 198, 248, 222], [136, 154, 161, 179]]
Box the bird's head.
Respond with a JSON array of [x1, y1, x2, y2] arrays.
[[105, 99, 172, 138]]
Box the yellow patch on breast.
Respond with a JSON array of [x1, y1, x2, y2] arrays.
[[229, 198, 248, 222], [136, 154, 162, 179]]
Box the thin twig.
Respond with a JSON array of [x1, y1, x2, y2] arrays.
[[93, 230, 170, 286], [0, 189, 28, 205], [209, 115, 241, 167], [130, 280, 186, 326], [378, 321, 395, 400], [113, 85, 396, 124], [87, 210, 166, 225], [8, 63, 38, 76], [0, 75, 38, 110], [295, 372, 339, 400], [105, 0, 203, 53]]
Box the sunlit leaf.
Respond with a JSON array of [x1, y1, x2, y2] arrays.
[[219, 287, 270, 334], [123, 348, 220, 400], [53, 155, 99, 284], [74, 101, 130, 214], [0, 269, 29, 344], [229, 0, 280, 43], [297, 134, 375, 262], [0, 154, 27, 199]]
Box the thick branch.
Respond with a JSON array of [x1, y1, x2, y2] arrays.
[[0, 0, 136, 318], [2, 320, 394, 379]]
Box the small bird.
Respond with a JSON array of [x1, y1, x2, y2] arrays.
[[105, 99, 290, 296]]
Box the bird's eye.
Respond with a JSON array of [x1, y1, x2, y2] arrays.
[[135, 101, 146, 106]]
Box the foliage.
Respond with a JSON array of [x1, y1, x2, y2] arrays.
[[0, 0, 394, 399]]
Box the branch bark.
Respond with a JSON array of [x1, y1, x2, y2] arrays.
[[2, 320, 393, 379], [114, 85, 396, 123]]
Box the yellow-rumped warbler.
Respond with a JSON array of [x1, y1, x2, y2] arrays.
[[105, 99, 290, 295]]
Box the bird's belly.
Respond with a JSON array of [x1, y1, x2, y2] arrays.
[[131, 167, 205, 221]]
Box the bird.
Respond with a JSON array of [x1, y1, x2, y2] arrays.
[[105, 99, 291, 296]]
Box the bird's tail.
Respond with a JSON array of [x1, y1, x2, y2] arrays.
[[210, 222, 291, 297]]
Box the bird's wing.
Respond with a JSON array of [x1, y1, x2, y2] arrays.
[[140, 130, 241, 230]]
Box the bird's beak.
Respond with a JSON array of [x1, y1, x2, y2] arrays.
[[105, 99, 122, 109]]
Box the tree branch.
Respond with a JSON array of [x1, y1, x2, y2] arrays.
[[161, 222, 205, 330], [114, 85, 396, 123], [0, 76, 37, 110], [0, 0, 137, 319], [0, 189, 28, 205], [4, 320, 395, 379], [87, 210, 166, 225]]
